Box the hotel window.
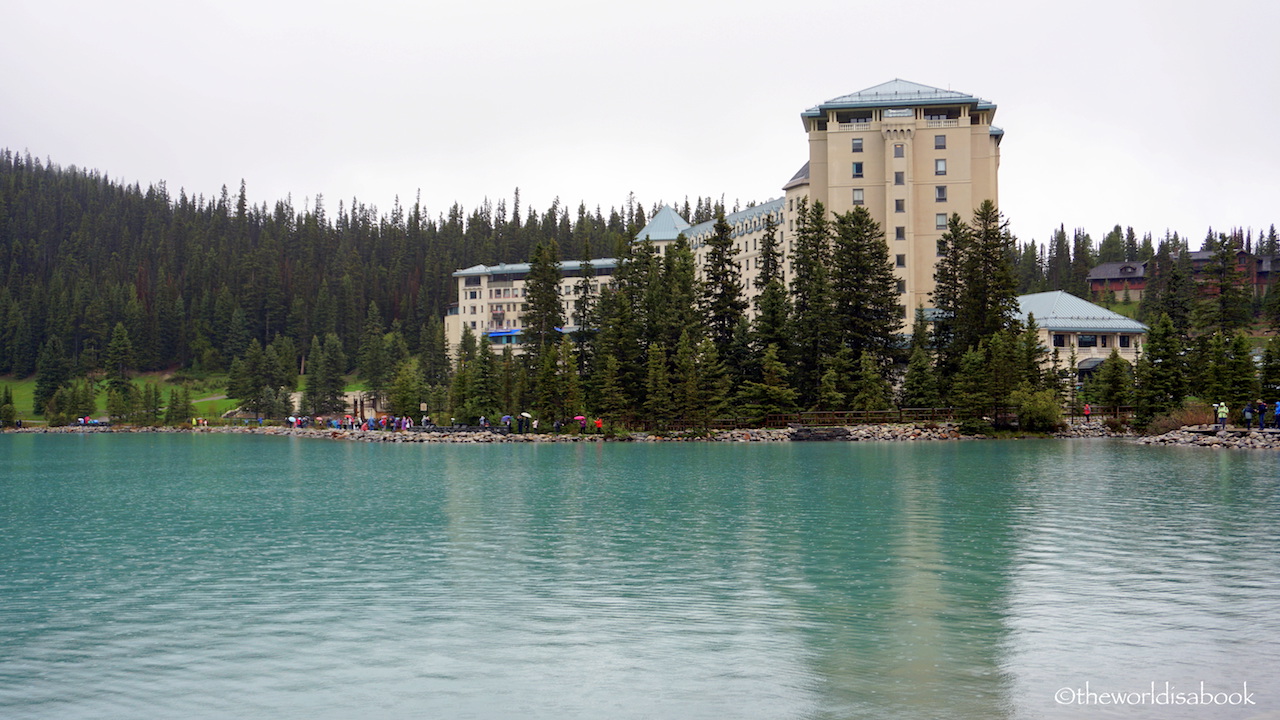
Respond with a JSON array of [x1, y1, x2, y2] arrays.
[[1100, 335, 1109, 348], [1053, 334, 1066, 347], [936, 213, 947, 230], [852, 162, 864, 178], [852, 138, 863, 152], [894, 143, 905, 158], [1078, 334, 1098, 348], [935, 135, 946, 150], [937, 240, 946, 256], [895, 199, 905, 213], [1119, 335, 1131, 348], [894, 171, 905, 185], [896, 254, 906, 267], [895, 226, 906, 240], [935, 159, 947, 176], [896, 279, 906, 294], [852, 188, 864, 205], [935, 186, 947, 202]]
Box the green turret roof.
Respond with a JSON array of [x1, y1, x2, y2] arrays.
[[802, 79, 996, 117]]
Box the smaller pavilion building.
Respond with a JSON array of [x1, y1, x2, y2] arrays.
[[1016, 291, 1148, 374]]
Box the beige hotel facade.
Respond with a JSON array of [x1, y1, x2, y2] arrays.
[[445, 80, 1002, 354]]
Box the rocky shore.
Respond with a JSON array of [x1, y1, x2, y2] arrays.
[[1135, 427, 1280, 450], [37, 421, 1262, 449], [9, 423, 961, 443], [6, 421, 1140, 444]]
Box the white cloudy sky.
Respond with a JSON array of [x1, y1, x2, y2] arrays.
[[4, 0, 1278, 247]]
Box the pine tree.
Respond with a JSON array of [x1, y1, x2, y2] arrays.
[[735, 343, 798, 421], [104, 322, 135, 392], [701, 212, 747, 352], [1225, 332, 1260, 407], [357, 302, 390, 409], [301, 337, 327, 416], [387, 357, 425, 417], [1098, 225, 1125, 263], [849, 350, 893, 411], [595, 353, 629, 424], [788, 198, 836, 405], [419, 316, 450, 386], [1016, 315, 1048, 390], [1092, 349, 1133, 410], [952, 345, 994, 434], [751, 215, 790, 364], [642, 344, 671, 426], [558, 336, 583, 419], [571, 236, 596, 376], [932, 202, 1019, 387], [34, 336, 71, 415], [900, 345, 941, 408], [985, 329, 1021, 421], [1259, 335, 1280, 400], [0, 385, 14, 427], [693, 336, 730, 427], [657, 237, 700, 352], [162, 387, 195, 426], [321, 333, 348, 413], [1192, 233, 1250, 334], [672, 329, 700, 422], [522, 239, 565, 364], [1132, 313, 1184, 425], [831, 206, 900, 365], [106, 383, 138, 422]]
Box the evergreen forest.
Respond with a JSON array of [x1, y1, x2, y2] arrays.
[[2, 149, 1278, 432]]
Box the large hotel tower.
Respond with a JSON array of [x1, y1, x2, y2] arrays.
[[445, 80, 1002, 352], [788, 79, 1002, 310]]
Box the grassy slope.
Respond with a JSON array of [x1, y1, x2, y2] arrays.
[[0, 373, 236, 422]]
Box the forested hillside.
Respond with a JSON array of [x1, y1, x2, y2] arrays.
[[0, 150, 732, 377]]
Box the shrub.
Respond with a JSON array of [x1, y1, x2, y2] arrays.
[[1144, 401, 1213, 435], [959, 417, 994, 435], [1103, 417, 1127, 433], [1010, 385, 1065, 433]]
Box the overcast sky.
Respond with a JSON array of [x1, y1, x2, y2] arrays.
[[5, 0, 1278, 248]]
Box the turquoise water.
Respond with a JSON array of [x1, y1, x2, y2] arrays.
[[1, 435, 1277, 719]]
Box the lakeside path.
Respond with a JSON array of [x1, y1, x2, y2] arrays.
[[9, 422, 1280, 449]]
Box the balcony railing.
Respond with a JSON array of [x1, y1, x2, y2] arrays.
[[837, 120, 873, 131], [926, 118, 962, 128]]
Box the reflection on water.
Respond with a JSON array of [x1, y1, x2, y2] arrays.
[[0, 435, 1276, 719]]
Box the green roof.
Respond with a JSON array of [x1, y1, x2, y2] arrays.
[[633, 205, 691, 243], [1016, 291, 1148, 334], [802, 79, 996, 117], [453, 259, 618, 278]]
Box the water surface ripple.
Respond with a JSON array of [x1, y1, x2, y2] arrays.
[[1, 435, 1276, 719]]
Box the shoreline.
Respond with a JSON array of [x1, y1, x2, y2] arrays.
[[2, 421, 1145, 444], [10, 422, 1280, 449]]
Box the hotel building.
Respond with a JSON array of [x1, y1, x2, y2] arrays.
[[445, 79, 1002, 354]]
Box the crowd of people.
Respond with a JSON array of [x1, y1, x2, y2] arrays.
[[1210, 400, 1279, 430], [273, 413, 610, 434]]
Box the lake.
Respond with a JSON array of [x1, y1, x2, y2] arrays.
[[1, 434, 1277, 719]]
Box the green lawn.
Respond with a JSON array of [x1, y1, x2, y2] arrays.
[[1, 376, 37, 420], [1, 372, 234, 423], [1102, 300, 1140, 319]]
